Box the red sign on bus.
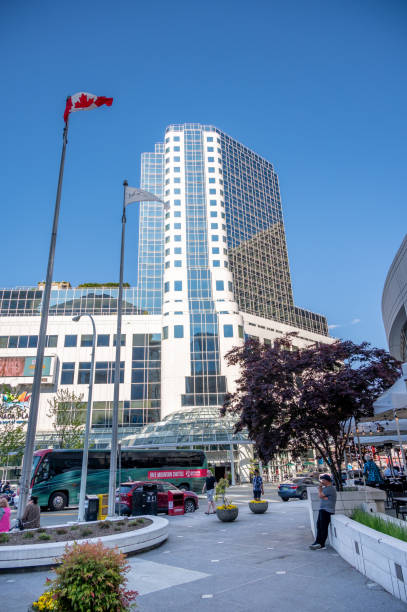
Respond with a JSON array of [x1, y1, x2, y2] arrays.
[[147, 469, 208, 480]]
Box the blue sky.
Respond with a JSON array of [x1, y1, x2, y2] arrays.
[[1, 0, 406, 349]]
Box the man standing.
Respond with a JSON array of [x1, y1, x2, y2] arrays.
[[309, 474, 337, 550], [202, 469, 217, 515], [252, 468, 264, 500]]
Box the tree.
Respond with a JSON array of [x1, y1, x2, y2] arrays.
[[221, 336, 401, 489], [0, 384, 29, 468], [47, 389, 86, 449]]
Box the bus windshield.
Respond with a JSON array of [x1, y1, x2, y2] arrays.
[[31, 454, 41, 482]]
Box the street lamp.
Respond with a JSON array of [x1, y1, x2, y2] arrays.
[[72, 313, 96, 522]]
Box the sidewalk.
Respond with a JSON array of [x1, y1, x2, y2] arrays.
[[1, 484, 406, 611]]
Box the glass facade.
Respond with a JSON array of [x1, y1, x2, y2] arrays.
[[130, 333, 161, 423]]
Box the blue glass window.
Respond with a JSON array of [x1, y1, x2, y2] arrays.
[[211, 223, 218, 229], [174, 247, 182, 254], [165, 224, 170, 231], [163, 326, 168, 339], [212, 235, 219, 242], [174, 188, 181, 194], [209, 189, 216, 194], [174, 281, 182, 291], [216, 281, 224, 291], [174, 146, 180, 152], [207, 147, 214, 152], [174, 235, 182, 242], [97, 334, 109, 347], [212, 247, 219, 254], [174, 199, 181, 205], [228, 281, 233, 292], [174, 156, 180, 162], [209, 178, 215, 183], [210, 211, 217, 217], [174, 136, 180, 141], [208, 167, 215, 173], [165, 261, 170, 268], [174, 260, 182, 267], [174, 223, 181, 229], [208, 157, 214, 162], [164, 282, 170, 292], [174, 325, 184, 338], [64, 335, 77, 347], [165, 248, 170, 255], [174, 211, 181, 217], [207, 137, 213, 142], [174, 167, 180, 173], [210, 200, 216, 205], [174, 178, 180, 183], [213, 260, 220, 267], [223, 324, 233, 338], [61, 362, 74, 385]]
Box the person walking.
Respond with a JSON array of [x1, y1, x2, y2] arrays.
[[309, 474, 337, 550], [21, 495, 41, 529], [252, 469, 264, 500], [202, 469, 217, 514], [363, 453, 384, 487], [0, 498, 11, 532]]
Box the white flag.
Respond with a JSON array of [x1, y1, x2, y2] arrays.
[[125, 186, 167, 208]]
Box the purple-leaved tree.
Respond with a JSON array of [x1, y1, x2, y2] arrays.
[[221, 336, 401, 490]]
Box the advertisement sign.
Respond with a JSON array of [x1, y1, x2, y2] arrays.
[[148, 469, 208, 480], [0, 356, 52, 378]]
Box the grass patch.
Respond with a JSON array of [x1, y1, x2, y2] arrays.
[[351, 508, 407, 543], [80, 528, 93, 537], [116, 520, 126, 526], [56, 529, 68, 535], [38, 534, 51, 541], [98, 521, 111, 529], [114, 526, 122, 532], [0, 533, 9, 543], [23, 532, 34, 539], [70, 525, 79, 531], [37, 528, 46, 533]]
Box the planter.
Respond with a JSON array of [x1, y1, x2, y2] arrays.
[[216, 507, 239, 522], [249, 501, 268, 514]]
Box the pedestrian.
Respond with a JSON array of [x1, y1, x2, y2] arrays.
[[21, 495, 41, 529], [309, 474, 337, 550], [0, 497, 10, 533], [363, 453, 384, 487], [252, 469, 264, 500], [202, 469, 216, 514]]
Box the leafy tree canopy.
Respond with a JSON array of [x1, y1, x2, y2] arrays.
[[222, 336, 401, 489]]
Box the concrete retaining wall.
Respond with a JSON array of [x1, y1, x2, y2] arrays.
[[307, 486, 386, 538], [330, 514, 407, 603], [0, 516, 169, 570]]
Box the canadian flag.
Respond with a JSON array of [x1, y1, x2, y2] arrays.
[[64, 92, 113, 122]]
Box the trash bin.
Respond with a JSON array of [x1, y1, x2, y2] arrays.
[[84, 494, 99, 522], [97, 494, 109, 520], [143, 483, 157, 515], [131, 487, 144, 516]]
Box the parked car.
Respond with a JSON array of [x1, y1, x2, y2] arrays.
[[115, 480, 199, 515], [278, 476, 321, 501]]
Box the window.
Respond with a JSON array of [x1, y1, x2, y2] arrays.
[[28, 335, 38, 348], [264, 338, 271, 346], [174, 146, 180, 152], [61, 362, 75, 385], [207, 147, 214, 152], [165, 224, 170, 231], [164, 282, 170, 293], [209, 178, 215, 183], [174, 235, 181, 242], [174, 178, 180, 183], [216, 280, 224, 291], [223, 325, 233, 338], [209, 189, 216, 194], [213, 260, 220, 267], [210, 211, 217, 217], [228, 281, 233, 292], [174, 311, 183, 315], [173, 156, 180, 162], [174, 188, 181, 194], [46, 335, 58, 348], [64, 335, 77, 347], [174, 247, 182, 254], [174, 223, 181, 229], [165, 261, 170, 269], [165, 236, 170, 243], [174, 211, 181, 217], [174, 136, 180, 141], [211, 223, 218, 229], [174, 167, 180, 173], [212, 235, 219, 242], [174, 325, 184, 338], [210, 200, 217, 205], [78, 362, 91, 385], [174, 199, 181, 205], [208, 157, 214, 162], [95, 361, 124, 384], [212, 247, 219, 254], [207, 137, 213, 142], [174, 260, 182, 267], [238, 326, 244, 339], [113, 334, 126, 346], [163, 326, 168, 340], [174, 281, 182, 291], [208, 167, 215, 173], [97, 334, 109, 347], [80, 334, 92, 347], [165, 248, 170, 256]]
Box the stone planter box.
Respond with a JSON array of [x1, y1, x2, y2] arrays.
[[216, 507, 239, 522], [249, 501, 268, 514], [329, 514, 407, 603], [0, 515, 169, 571], [307, 486, 386, 538]]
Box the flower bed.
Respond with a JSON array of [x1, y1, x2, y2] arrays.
[[0, 518, 151, 547], [352, 508, 407, 542]]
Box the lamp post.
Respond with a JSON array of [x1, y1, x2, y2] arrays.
[[72, 313, 96, 522]]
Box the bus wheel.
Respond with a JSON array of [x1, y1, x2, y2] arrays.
[[49, 492, 67, 511], [178, 483, 189, 491]]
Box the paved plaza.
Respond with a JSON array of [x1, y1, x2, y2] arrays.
[[1, 484, 406, 611]]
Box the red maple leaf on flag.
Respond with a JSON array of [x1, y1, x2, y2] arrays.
[[74, 93, 96, 110]]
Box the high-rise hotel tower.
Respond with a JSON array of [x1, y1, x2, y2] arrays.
[[138, 124, 328, 418]]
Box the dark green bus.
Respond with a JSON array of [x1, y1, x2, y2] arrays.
[[31, 448, 207, 510]]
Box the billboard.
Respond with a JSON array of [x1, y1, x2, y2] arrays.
[[0, 356, 52, 378]]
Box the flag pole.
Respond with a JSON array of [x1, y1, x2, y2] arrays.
[[17, 109, 70, 521], [107, 180, 128, 517]]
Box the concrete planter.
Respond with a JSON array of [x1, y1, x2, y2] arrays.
[[249, 501, 268, 514], [330, 514, 407, 603], [307, 486, 386, 538], [0, 515, 169, 571], [216, 507, 239, 522]]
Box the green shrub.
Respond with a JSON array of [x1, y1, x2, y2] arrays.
[[129, 518, 144, 527], [0, 533, 9, 543], [117, 521, 126, 526], [80, 528, 93, 537], [352, 508, 407, 542], [38, 533, 51, 541], [115, 526, 122, 532], [56, 529, 68, 535], [45, 540, 138, 611], [37, 528, 46, 533], [98, 521, 112, 529], [70, 525, 79, 531], [23, 532, 34, 539]]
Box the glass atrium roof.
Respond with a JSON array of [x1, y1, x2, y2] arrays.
[[122, 406, 250, 448]]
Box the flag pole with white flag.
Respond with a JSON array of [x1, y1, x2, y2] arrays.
[[107, 182, 165, 517], [17, 93, 113, 521]]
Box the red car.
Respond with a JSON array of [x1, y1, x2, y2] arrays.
[[116, 480, 199, 515]]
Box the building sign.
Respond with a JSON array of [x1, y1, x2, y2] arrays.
[[0, 356, 52, 378], [148, 469, 208, 480]]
